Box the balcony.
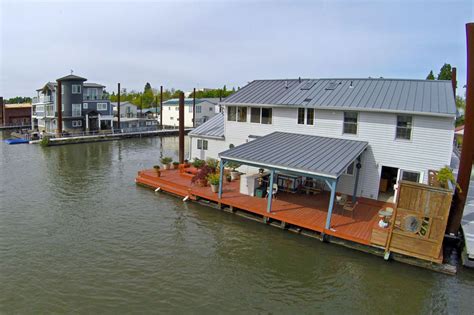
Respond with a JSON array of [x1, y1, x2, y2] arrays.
[[32, 95, 53, 104], [83, 95, 109, 101]]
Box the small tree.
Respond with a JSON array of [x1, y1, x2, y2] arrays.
[[426, 70, 435, 80], [437, 63, 453, 81]]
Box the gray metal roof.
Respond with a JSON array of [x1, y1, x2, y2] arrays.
[[219, 131, 368, 178], [189, 113, 224, 139], [84, 83, 105, 88], [222, 78, 456, 117], [56, 74, 87, 81]]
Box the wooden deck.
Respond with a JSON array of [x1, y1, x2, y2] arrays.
[[136, 168, 395, 246]]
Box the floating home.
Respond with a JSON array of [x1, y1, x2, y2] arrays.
[[138, 77, 457, 273]]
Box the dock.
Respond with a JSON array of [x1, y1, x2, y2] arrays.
[[29, 128, 192, 146], [136, 168, 457, 274]]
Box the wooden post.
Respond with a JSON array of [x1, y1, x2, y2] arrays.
[[117, 83, 121, 129], [352, 156, 361, 204], [192, 87, 196, 127], [178, 92, 185, 163], [267, 169, 275, 213], [56, 80, 62, 135], [0, 96, 4, 125], [447, 23, 474, 234], [452, 67, 457, 96], [325, 179, 337, 230], [218, 159, 225, 199], [160, 85, 163, 128], [155, 95, 158, 120]]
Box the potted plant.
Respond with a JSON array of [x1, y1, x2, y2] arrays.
[[191, 165, 214, 187], [206, 158, 219, 171], [207, 173, 220, 193], [436, 166, 461, 191], [161, 157, 172, 170], [172, 161, 179, 169], [153, 165, 161, 177], [192, 158, 205, 169], [227, 161, 241, 181]]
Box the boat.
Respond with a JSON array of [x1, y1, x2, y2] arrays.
[[4, 138, 30, 145]]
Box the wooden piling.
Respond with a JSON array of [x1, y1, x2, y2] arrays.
[[179, 92, 185, 163], [56, 80, 62, 135], [117, 83, 121, 129]]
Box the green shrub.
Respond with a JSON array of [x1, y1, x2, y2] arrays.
[[436, 166, 461, 191], [207, 173, 220, 185], [206, 158, 219, 170], [160, 157, 172, 164], [192, 158, 205, 169], [39, 137, 50, 147], [226, 161, 241, 171]]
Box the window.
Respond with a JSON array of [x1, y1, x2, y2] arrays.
[[401, 171, 420, 183], [343, 112, 358, 134], [297, 108, 305, 124], [61, 84, 64, 94], [72, 120, 82, 127], [396, 115, 413, 140], [306, 108, 314, 125], [197, 139, 208, 150], [72, 85, 81, 94], [262, 108, 272, 124], [97, 103, 107, 111], [86, 88, 97, 100], [237, 107, 247, 122], [209, 107, 213, 112], [196, 106, 201, 114], [72, 104, 82, 117], [345, 162, 355, 175], [36, 105, 44, 112], [83, 103, 88, 109], [251, 107, 261, 123], [227, 106, 236, 121], [189, 106, 193, 113], [170, 117, 174, 120]]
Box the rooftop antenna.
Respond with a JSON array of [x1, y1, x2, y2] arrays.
[[70, 69, 73, 74], [284, 80, 288, 89], [298, 77, 301, 83], [349, 80, 353, 88]]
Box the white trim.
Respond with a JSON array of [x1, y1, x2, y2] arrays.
[[97, 103, 107, 111], [221, 102, 456, 118], [72, 84, 82, 94]]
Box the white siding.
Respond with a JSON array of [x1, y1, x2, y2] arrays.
[[222, 106, 455, 200], [190, 137, 228, 161], [162, 101, 217, 128]]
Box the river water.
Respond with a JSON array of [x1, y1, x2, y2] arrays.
[[1, 131, 473, 314]]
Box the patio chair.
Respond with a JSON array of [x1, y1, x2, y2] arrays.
[[266, 183, 278, 199], [336, 194, 347, 206], [342, 200, 358, 218]]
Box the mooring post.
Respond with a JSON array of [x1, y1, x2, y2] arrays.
[[56, 79, 62, 136], [447, 23, 474, 234], [117, 83, 121, 130], [178, 92, 185, 164], [193, 87, 196, 128], [160, 85, 163, 129]]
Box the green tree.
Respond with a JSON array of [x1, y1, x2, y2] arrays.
[[426, 70, 435, 80], [437, 63, 453, 81]]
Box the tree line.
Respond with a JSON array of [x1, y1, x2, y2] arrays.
[[108, 83, 237, 109]]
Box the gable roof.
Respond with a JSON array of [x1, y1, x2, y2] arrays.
[[222, 78, 456, 117], [188, 113, 224, 139], [219, 131, 368, 178], [111, 101, 137, 108], [163, 98, 215, 106]]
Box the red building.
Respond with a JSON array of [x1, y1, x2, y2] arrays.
[[2, 103, 31, 126]]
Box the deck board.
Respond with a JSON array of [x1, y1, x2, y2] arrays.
[[136, 169, 394, 246]]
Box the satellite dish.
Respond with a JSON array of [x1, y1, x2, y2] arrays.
[[401, 215, 422, 233]]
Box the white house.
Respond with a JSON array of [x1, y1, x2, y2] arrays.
[[161, 98, 219, 128], [111, 101, 138, 118], [189, 78, 456, 202]]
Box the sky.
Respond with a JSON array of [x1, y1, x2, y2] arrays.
[[0, 0, 472, 98]]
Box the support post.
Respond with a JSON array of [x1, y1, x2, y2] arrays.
[[193, 87, 196, 128], [178, 92, 185, 164], [117, 83, 121, 129], [325, 179, 337, 230], [218, 159, 225, 199], [452, 67, 457, 96], [56, 80, 62, 135], [352, 157, 362, 204], [160, 85, 163, 128], [448, 23, 474, 234], [267, 169, 275, 213]]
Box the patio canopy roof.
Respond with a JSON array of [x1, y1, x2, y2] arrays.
[[219, 132, 368, 179]]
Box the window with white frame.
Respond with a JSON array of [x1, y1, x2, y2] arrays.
[[396, 115, 413, 140], [189, 106, 193, 113], [83, 103, 88, 109], [227, 106, 237, 121], [72, 120, 82, 127], [345, 161, 355, 175], [36, 105, 44, 112], [72, 85, 82, 94], [297, 108, 305, 124], [227, 106, 247, 122], [306, 108, 314, 125], [72, 104, 82, 116], [343, 111, 358, 134], [197, 139, 208, 150], [251, 107, 272, 124], [196, 105, 201, 113], [97, 103, 107, 111], [401, 170, 421, 183]]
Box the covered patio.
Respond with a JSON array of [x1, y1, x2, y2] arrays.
[[218, 132, 369, 234]]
